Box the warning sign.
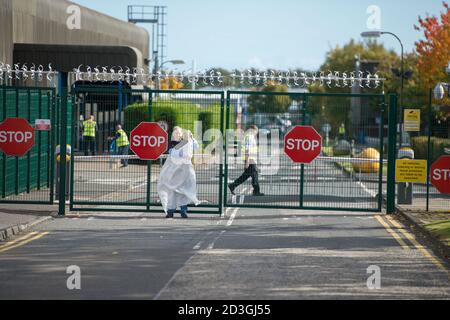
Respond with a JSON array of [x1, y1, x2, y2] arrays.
[[396, 159, 427, 183], [404, 109, 420, 132]]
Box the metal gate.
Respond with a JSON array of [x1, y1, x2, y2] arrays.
[[224, 91, 387, 212], [0, 86, 57, 204], [0, 84, 393, 214], [69, 86, 224, 215]]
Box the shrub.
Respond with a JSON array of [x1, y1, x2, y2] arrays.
[[123, 103, 148, 134], [411, 136, 450, 163], [153, 106, 177, 134], [198, 111, 213, 134]]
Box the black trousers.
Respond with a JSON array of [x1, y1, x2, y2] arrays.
[[83, 136, 96, 156], [230, 164, 260, 193]]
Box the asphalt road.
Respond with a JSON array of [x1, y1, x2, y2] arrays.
[[0, 208, 449, 299]]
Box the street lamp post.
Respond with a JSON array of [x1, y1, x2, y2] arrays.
[[361, 31, 405, 147]]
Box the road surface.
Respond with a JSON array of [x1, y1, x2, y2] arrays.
[[0, 208, 449, 299]]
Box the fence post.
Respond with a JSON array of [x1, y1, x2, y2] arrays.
[[58, 72, 68, 216], [146, 90, 153, 212], [218, 92, 225, 216], [299, 94, 307, 208], [1, 85, 5, 198], [386, 94, 398, 214], [426, 88, 433, 212]]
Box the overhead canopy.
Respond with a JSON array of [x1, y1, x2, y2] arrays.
[[13, 44, 145, 72]]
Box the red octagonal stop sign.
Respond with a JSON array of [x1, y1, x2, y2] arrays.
[[130, 122, 168, 160], [284, 125, 322, 164], [430, 155, 450, 194], [0, 118, 35, 157]]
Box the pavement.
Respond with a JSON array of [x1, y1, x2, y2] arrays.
[[394, 208, 450, 260], [0, 208, 449, 300], [0, 204, 56, 241]]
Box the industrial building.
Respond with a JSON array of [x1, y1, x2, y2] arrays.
[[0, 0, 150, 72]]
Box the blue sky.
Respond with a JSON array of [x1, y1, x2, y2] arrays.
[[72, 0, 445, 71]]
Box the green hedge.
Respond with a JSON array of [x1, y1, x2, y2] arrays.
[[411, 136, 450, 163], [124, 100, 227, 137]]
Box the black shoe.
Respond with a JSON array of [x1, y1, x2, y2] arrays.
[[253, 192, 265, 196], [180, 213, 188, 219], [228, 184, 236, 195], [165, 213, 174, 218]]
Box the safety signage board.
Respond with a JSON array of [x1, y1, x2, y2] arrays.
[[284, 125, 322, 164], [404, 109, 420, 132], [430, 156, 450, 194], [0, 117, 35, 157], [130, 122, 168, 160], [35, 119, 51, 131], [395, 159, 427, 183]]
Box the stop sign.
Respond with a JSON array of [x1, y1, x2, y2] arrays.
[[0, 118, 35, 157], [130, 122, 168, 160], [284, 125, 322, 164], [430, 156, 450, 194]]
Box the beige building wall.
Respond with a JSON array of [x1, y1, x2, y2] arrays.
[[0, 0, 149, 66], [0, 0, 14, 65]]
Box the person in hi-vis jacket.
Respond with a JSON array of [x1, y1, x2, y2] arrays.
[[228, 125, 264, 196]]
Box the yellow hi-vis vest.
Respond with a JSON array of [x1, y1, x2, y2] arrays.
[[242, 133, 258, 164], [83, 120, 96, 137], [116, 129, 129, 147], [339, 126, 346, 135]]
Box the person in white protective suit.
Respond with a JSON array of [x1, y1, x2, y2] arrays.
[[157, 127, 200, 218]]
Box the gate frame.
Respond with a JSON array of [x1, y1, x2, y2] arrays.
[[68, 86, 225, 215], [224, 90, 390, 213], [0, 82, 398, 215], [0, 85, 57, 205]]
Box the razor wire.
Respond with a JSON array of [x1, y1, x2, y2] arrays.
[[0, 62, 385, 89]]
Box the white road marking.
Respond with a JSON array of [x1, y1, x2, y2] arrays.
[[208, 230, 226, 250], [193, 241, 202, 250], [356, 181, 377, 198], [87, 217, 94, 221], [153, 254, 197, 300], [226, 207, 239, 227], [131, 182, 147, 190]]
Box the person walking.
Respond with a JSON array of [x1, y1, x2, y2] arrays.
[[82, 115, 97, 156], [158, 127, 200, 219], [110, 124, 130, 168], [228, 125, 264, 196]]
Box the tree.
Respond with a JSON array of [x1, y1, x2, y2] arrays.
[[415, 1, 450, 134], [415, 2, 450, 100], [160, 76, 184, 90], [247, 81, 291, 114], [318, 39, 401, 94]]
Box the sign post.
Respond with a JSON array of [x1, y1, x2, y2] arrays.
[[130, 122, 168, 160]]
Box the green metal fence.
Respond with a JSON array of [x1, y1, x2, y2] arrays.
[[0, 83, 402, 215], [225, 91, 386, 212], [0, 86, 56, 204], [69, 87, 224, 214], [397, 90, 450, 213]]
